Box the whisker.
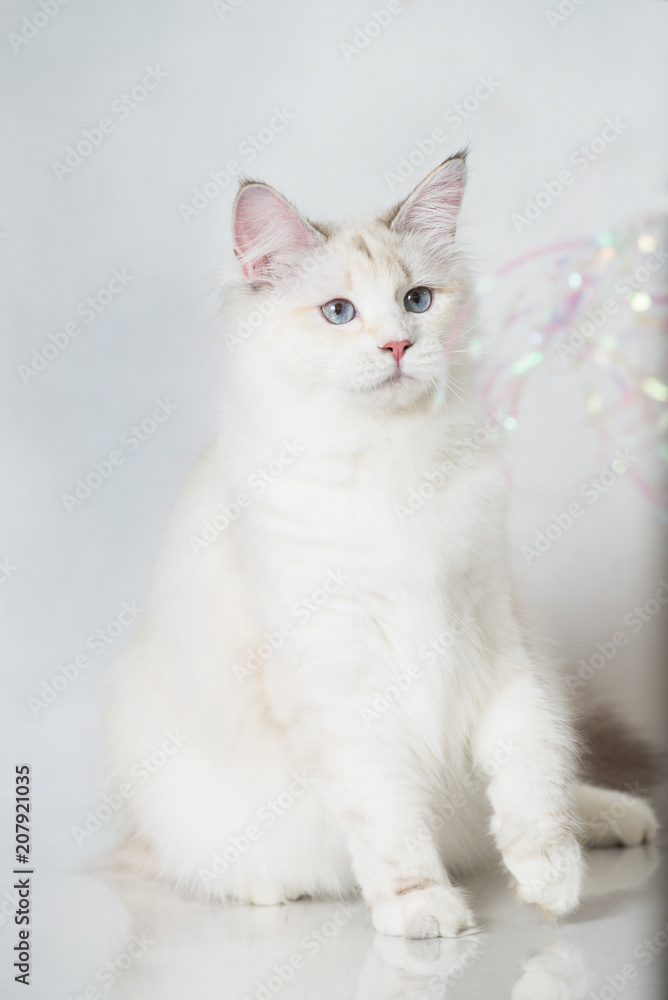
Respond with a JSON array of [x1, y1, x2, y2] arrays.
[[442, 374, 476, 418]]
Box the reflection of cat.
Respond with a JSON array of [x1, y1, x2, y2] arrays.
[[84, 845, 659, 999], [103, 152, 658, 937]]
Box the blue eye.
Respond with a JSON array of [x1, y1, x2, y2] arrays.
[[404, 287, 432, 313], [321, 299, 355, 324]]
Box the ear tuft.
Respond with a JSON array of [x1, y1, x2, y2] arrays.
[[232, 183, 322, 285], [389, 151, 468, 248]]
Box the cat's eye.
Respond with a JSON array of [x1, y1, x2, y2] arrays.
[[321, 299, 356, 325], [404, 287, 432, 313]]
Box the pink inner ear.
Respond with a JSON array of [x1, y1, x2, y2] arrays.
[[392, 157, 466, 243], [233, 184, 319, 283]]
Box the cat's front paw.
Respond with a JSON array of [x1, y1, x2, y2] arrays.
[[503, 838, 585, 917], [371, 885, 478, 939]]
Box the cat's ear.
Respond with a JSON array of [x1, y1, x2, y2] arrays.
[[232, 182, 323, 285], [389, 152, 467, 248]]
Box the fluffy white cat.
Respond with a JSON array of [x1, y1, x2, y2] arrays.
[[102, 152, 658, 938]]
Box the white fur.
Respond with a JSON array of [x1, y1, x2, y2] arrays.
[[102, 157, 656, 937]]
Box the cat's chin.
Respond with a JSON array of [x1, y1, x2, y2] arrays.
[[354, 370, 433, 409]]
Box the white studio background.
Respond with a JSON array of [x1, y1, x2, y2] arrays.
[[0, 0, 667, 889]]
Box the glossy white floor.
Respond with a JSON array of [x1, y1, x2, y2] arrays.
[[11, 829, 667, 1000]]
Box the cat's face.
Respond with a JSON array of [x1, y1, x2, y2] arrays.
[[228, 155, 469, 413]]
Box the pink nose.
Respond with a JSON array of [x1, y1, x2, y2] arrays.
[[380, 339, 412, 363]]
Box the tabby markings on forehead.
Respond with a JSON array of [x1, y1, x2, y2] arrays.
[[351, 232, 412, 283], [352, 235, 373, 261]]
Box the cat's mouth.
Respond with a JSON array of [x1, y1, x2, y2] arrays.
[[376, 369, 414, 388], [354, 362, 423, 395]]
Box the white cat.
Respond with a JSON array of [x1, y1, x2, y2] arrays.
[[102, 152, 658, 938]]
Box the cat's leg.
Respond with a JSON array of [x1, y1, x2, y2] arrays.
[[338, 767, 477, 938], [575, 783, 659, 847], [473, 671, 586, 916], [295, 733, 477, 938]]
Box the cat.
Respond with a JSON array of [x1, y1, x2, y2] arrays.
[[102, 151, 658, 938]]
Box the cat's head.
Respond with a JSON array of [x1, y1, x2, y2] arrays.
[[226, 153, 471, 415]]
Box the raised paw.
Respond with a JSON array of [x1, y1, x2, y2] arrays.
[[503, 838, 585, 917], [371, 884, 478, 939]]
